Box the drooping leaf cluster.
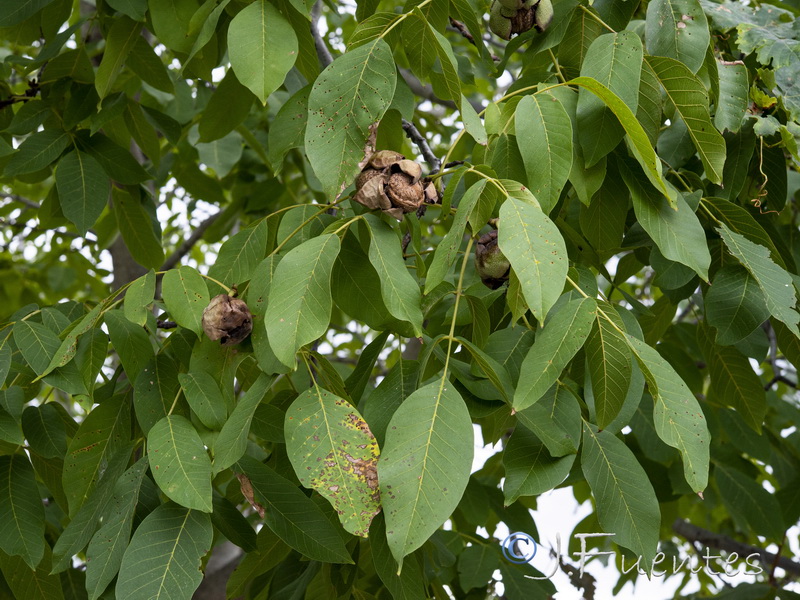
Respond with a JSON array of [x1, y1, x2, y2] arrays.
[[0, 0, 799, 598]]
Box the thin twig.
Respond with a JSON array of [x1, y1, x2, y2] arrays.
[[160, 210, 221, 270], [401, 119, 441, 174], [1, 192, 41, 210], [311, 1, 333, 68]]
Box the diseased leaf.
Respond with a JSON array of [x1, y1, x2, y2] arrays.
[[285, 387, 380, 537], [646, 0, 710, 73], [305, 39, 396, 199]]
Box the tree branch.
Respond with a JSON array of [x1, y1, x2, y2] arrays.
[[672, 519, 800, 576], [311, 1, 333, 69], [160, 210, 221, 271], [1, 192, 41, 210], [402, 119, 441, 174]]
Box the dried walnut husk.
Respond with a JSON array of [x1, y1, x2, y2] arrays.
[[353, 150, 437, 220], [475, 230, 511, 289], [202, 294, 253, 346]]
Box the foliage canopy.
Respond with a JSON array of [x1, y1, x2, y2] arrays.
[[1, 0, 800, 598]]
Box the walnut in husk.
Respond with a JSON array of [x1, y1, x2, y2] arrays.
[[475, 230, 511, 289], [202, 294, 253, 346], [489, 0, 553, 40], [353, 150, 437, 220]]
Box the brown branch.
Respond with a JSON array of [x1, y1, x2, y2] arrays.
[[311, 1, 333, 69], [448, 17, 475, 45], [1, 192, 41, 210], [156, 320, 178, 329], [160, 210, 221, 270], [672, 519, 800, 576], [402, 119, 441, 173]]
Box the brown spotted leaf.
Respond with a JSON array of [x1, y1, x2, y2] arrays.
[[304, 38, 396, 200], [284, 387, 380, 537]]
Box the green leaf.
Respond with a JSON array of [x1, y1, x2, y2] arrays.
[[586, 302, 633, 429], [62, 394, 131, 516], [55, 150, 111, 235], [0, 454, 45, 569], [618, 158, 710, 280], [646, 56, 726, 184], [39, 303, 105, 380], [228, 0, 297, 104], [425, 181, 485, 294], [268, 84, 311, 171], [718, 223, 800, 335], [285, 386, 380, 537], [0, 342, 10, 386], [95, 16, 143, 98], [379, 377, 473, 566], [207, 219, 269, 287], [178, 371, 227, 430], [210, 493, 257, 553], [645, 0, 710, 73], [715, 464, 785, 540], [457, 336, 515, 405], [715, 61, 749, 132], [198, 69, 254, 142], [124, 270, 155, 326], [134, 353, 183, 434], [362, 215, 423, 336], [212, 374, 273, 474], [13, 320, 60, 375], [568, 76, 670, 200], [161, 266, 209, 335], [148, 415, 213, 512], [226, 527, 290, 598], [85, 458, 148, 600], [503, 427, 576, 504], [0, 548, 63, 600], [235, 456, 353, 564], [705, 266, 770, 345], [4, 129, 70, 176], [516, 382, 582, 457], [115, 503, 212, 600], [106, 0, 147, 21], [625, 335, 710, 492], [104, 310, 153, 381], [498, 197, 569, 322], [265, 234, 341, 368], [581, 423, 660, 567], [0, 0, 56, 26], [697, 325, 766, 433], [51, 444, 133, 573], [147, 0, 197, 53], [112, 187, 164, 268], [127, 36, 174, 93], [363, 359, 420, 447], [458, 543, 499, 592], [344, 330, 390, 403], [516, 94, 573, 214], [576, 31, 643, 167], [22, 404, 66, 459], [702, 196, 784, 267], [185, 0, 232, 65], [513, 297, 596, 411], [305, 39, 396, 199]]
